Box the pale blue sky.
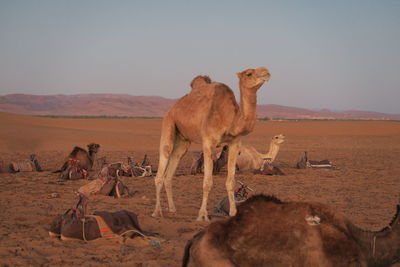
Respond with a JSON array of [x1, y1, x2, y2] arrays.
[[0, 0, 399, 113]]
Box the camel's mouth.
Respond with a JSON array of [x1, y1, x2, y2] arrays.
[[257, 67, 270, 82]]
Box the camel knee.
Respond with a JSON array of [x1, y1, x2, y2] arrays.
[[154, 176, 163, 187], [162, 144, 173, 158]]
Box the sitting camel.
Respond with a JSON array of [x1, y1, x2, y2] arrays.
[[236, 134, 285, 171], [211, 135, 286, 174], [56, 143, 100, 179], [183, 194, 400, 267]]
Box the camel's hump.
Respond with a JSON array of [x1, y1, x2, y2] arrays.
[[190, 75, 212, 91], [70, 146, 87, 156]]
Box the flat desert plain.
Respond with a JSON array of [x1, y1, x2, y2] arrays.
[[1, 112, 400, 266]]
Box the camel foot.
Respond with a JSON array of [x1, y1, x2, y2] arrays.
[[168, 207, 176, 213], [196, 211, 210, 222], [196, 215, 210, 222], [152, 209, 163, 218], [49, 231, 61, 238]]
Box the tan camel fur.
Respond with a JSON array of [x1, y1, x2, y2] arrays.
[[236, 134, 285, 171], [183, 194, 400, 267], [152, 67, 270, 221]]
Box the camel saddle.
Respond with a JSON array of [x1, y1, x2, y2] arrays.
[[10, 161, 34, 172], [9, 154, 43, 173], [60, 158, 87, 179], [126, 155, 153, 177], [297, 151, 334, 169], [98, 177, 132, 198], [253, 161, 285, 175], [78, 177, 132, 198], [49, 193, 157, 242], [215, 183, 251, 216]]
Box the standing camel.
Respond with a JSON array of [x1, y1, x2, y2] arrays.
[[183, 194, 400, 266], [236, 134, 285, 171], [152, 67, 270, 221]]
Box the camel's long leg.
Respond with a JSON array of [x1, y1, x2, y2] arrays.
[[152, 116, 176, 217], [197, 143, 214, 221], [152, 153, 169, 217], [164, 136, 190, 212], [226, 140, 240, 216]]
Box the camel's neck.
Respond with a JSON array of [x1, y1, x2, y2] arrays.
[[346, 216, 400, 266], [261, 142, 280, 163], [88, 150, 97, 166], [230, 86, 257, 136], [240, 86, 257, 120]]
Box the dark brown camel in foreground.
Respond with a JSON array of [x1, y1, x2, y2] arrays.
[[56, 143, 100, 173], [183, 194, 400, 267]]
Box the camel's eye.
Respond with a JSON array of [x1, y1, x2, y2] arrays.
[[275, 136, 278, 139], [246, 72, 252, 77]]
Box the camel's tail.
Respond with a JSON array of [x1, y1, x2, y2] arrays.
[[156, 115, 177, 179]]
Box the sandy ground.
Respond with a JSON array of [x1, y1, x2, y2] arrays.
[[0, 112, 400, 266]]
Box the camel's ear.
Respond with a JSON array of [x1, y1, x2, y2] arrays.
[[236, 72, 242, 78]]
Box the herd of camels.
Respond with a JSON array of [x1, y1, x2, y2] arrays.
[[47, 67, 400, 266]]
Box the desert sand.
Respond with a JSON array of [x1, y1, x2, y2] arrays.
[[0, 112, 400, 266]]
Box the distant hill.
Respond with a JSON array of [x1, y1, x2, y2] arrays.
[[0, 94, 399, 121], [0, 94, 175, 117], [256, 104, 400, 121]]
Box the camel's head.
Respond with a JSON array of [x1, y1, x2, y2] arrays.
[[272, 134, 285, 145], [237, 67, 270, 91], [87, 143, 100, 153]]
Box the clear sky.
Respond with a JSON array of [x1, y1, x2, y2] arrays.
[[0, 0, 399, 114]]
